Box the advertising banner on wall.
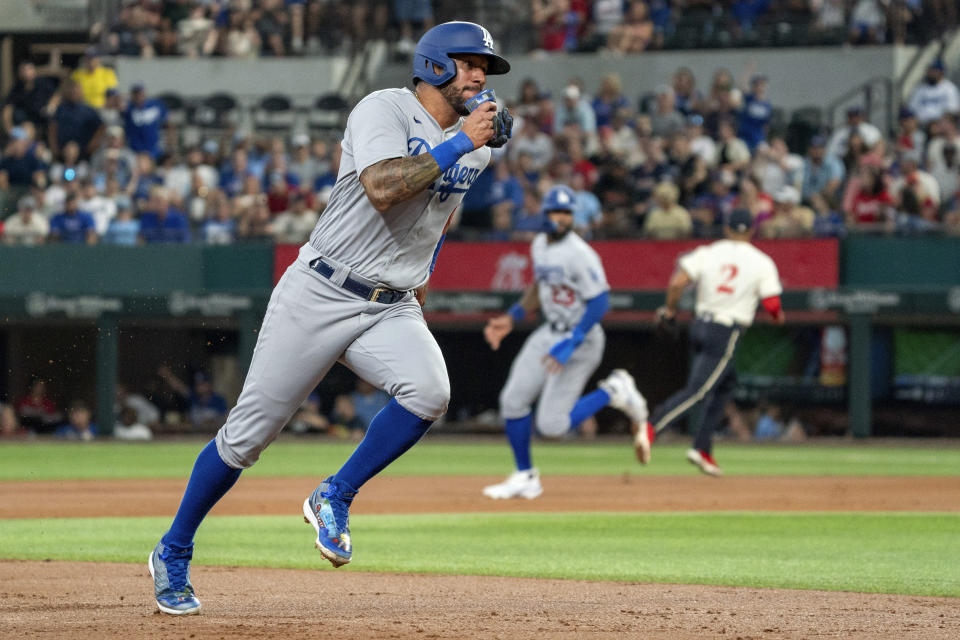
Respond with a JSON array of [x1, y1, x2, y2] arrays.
[[274, 239, 839, 291]]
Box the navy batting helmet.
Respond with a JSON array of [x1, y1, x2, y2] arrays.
[[541, 185, 577, 214], [412, 21, 510, 86]]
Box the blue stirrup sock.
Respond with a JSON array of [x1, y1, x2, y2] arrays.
[[569, 389, 611, 430], [334, 398, 432, 490], [162, 439, 242, 551], [505, 414, 534, 471]]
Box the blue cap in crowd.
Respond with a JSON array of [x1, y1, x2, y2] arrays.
[[809, 134, 828, 148], [930, 59, 946, 71], [899, 106, 915, 119]]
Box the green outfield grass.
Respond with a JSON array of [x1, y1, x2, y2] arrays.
[[1, 439, 960, 480], [0, 512, 957, 597]]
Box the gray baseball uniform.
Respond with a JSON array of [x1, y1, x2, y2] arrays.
[[216, 87, 491, 468], [499, 231, 610, 437]]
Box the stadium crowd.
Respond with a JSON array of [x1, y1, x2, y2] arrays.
[[3, 48, 960, 245], [0, 368, 390, 441], [85, 0, 943, 59]]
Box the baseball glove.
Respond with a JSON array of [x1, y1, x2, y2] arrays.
[[655, 306, 680, 341], [487, 107, 513, 148]]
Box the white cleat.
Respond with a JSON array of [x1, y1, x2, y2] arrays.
[[482, 468, 543, 499], [600, 369, 653, 463], [686, 448, 723, 477]]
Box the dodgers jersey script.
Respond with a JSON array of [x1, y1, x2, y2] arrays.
[[678, 239, 782, 327], [310, 88, 492, 290], [531, 231, 610, 329]]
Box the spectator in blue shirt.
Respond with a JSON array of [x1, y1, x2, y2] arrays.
[[512, 189, 549, 239], [350, 378, 390, 430], [489, 160, 525, 212], [738, 75, 772, 151], [54, 400, 97, 441], [188, 371, 228, 429], [138, 187, 191, 243], [571, 172, 603, 237], [591, 73, 630, 130], [156, 366, 228, 430], [123, 84, 168, 159], [0, 126, 47, 193], [672, 67, 702, 117], [555, 83, 597, 135], [201, 198, 237, 244], [131, 152, 164, 204], [801, 135, 846, 214], [731, 0, 771, 37], [49, 80, 104, 160], [102, 196, 141, 245], [312, 141, 341, 194], [219, 148, 254, 197], [49, 192, 98, 244]]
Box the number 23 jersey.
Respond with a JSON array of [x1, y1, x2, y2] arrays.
[[531, 232, 610, 329], [678, 239, 782, 327]]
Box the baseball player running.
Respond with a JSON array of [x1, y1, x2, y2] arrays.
[[482, 184, 653, 499], [149, 21, 514, 615], [647, 208, 785, 476]]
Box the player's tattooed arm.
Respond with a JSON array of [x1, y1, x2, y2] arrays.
[[360, 155, 442, 212]]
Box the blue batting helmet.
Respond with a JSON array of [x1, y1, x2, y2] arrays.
[[541, 185, 577, 214], [412, 21, 511, 86]]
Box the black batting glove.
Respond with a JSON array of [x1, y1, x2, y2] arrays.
[[487, 107, 513, 148]]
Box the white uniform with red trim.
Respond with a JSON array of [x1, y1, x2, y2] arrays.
[[678, 239, 782, 327]]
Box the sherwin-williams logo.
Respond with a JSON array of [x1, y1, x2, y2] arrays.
[[407, 137, 482, 202], [25, 293, 123, 318]]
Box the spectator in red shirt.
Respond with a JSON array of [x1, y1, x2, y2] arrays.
[[845, 165, 893, 231], [895, 107, 926, 155], [15, 377, 62, 433]]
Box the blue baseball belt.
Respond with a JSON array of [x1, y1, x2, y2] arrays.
[[309, 258, 408, 304]]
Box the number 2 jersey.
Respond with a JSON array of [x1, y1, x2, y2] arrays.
[[531, 231, 610, 329], [678, 239, 782, 327]]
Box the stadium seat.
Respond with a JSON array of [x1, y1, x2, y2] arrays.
[[253, 93, 296, 136], [187, 92, 241, 135], [308, 93, 350, 135], [156, 91, 189, 127]]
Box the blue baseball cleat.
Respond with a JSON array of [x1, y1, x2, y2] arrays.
[[303, 476, 357, 567], [148, 541, 201, 615]]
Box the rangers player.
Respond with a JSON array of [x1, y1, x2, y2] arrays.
[[482, 184, 653, 499], [149, 21, 514, 615], [649, 208, 785, 476]]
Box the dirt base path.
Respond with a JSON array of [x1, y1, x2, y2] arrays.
[[1, 560, 958, 639], [2, 474, 959, 638]]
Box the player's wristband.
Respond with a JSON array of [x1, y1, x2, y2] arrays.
[[508, 303, 526, 323], [428, 131, 474, 172]]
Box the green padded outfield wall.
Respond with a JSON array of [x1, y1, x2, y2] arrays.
[[0, 244, 275, 295], [843, 236, 960, 286]]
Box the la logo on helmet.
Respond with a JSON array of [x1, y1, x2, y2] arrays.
[[480, 26, 493, 49]]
